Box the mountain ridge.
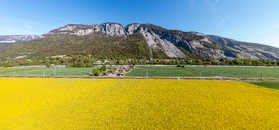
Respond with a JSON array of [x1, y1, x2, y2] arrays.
[[1, 23, 279, 60]]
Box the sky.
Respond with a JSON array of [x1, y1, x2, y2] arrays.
[[0, 0, 279, 47]]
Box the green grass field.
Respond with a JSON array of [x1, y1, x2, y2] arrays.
[[2, 65, 279, 79], [0, 67, 96, 77], [250, 81, 279, 90], [127, 66, 279, 78]]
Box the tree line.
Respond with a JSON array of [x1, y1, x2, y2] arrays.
[[1, 55, 279, 67]]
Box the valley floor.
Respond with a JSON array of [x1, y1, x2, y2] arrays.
[[1, 65, 279, 79]]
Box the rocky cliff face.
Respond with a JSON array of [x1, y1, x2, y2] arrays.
[[42, 22, 279, 59], [46, 23, 126, 37], [0, 35, 39, 43]]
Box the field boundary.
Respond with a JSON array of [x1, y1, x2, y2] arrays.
[[0, 76, 278, 81]]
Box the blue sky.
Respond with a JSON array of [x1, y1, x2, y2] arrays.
[[1, 0, 279, 47]]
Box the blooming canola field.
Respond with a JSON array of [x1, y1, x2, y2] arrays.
[[1, 78, 279, 129]]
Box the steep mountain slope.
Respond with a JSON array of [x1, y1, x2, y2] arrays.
[[43, 23, 221, 59], [3, 33, 166, 59], [0, 43, 14, 54], [208, 35, 279, 59], [1, 23, 279, 60]]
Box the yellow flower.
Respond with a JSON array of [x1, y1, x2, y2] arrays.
[[0, 78, 278, 129]]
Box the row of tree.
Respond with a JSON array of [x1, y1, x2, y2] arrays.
[[1, 55, 279, 67]]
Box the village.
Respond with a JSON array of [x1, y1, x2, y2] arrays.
[[88, 65, 135, 77]]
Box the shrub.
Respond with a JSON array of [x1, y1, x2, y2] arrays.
[[100, 65, 107, 72], [92, 68, 101, 76]]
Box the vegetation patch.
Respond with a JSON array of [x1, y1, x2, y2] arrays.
[[250, 81, 279, 90]]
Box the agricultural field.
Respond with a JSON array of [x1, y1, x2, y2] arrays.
[[1, 78, 279, 129], [0, 67, 96, 77], [127, 66, 279, 78], [250, 81, 279, 90], [1, 65, 279, 79]]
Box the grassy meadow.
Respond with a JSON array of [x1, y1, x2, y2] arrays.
[[127, 66, 279, 78], [1, 78, 279, 129], [250, 81, 279, 90], [1, 65, 279, 79], [0, 67, 96, 77]]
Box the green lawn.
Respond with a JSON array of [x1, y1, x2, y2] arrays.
[[250, 81, 279, 90], [127, 66, 279, 78], [0, 67, 96, 77]]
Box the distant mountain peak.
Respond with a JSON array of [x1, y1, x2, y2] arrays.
[[0, 35, 39, 43]]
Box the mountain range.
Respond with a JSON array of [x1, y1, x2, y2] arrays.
[[0, 23, 278, 60], [0, 35, 39, 43]]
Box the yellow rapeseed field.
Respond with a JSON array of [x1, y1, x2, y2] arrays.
[[1, 78, 279, 129]]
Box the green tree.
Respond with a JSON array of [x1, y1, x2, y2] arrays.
[[92, 68, 101, 76]]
